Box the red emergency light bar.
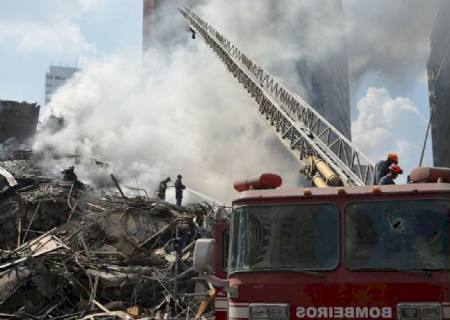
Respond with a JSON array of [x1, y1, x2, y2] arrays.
[[410, 167, 450, 183], [233, 173, 282, 192]]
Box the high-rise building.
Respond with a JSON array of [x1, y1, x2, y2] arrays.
[[267, 0, 351, 139], [143, 0, 178, 51], [427, 0, 450, 167], [143, 0, 157, 52], [45, 65, 79, 104]]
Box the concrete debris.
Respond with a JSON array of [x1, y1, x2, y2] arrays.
[[0, 165, 18, 189], [0, 160, 220, 319]]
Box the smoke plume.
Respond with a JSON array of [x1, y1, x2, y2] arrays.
[[35, 0, 438, 203], [344, 0, 439, 88], [35, 48, 301, 204]]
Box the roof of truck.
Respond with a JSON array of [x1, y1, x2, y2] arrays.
[[233, 183, 450, 204]]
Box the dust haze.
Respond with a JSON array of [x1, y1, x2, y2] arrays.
[[35, 0, 439, 203]]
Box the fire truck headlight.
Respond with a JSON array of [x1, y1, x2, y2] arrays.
[[421, 306, 441, 319], [400, 307, 419, 319], [250, 305, 269, 319], [398, 303, 441, 320], [269, 305, 289, 320], [249, 304, 289, 320]]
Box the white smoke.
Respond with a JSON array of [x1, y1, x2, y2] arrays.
[[34, 0, 439, 203], [194, 0, 439, 92], [344, 0, 439, 88], [35, 46, 301, 204], [196, 1, 348, 105]]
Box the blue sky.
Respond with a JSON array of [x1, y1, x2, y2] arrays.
[[352, 71, 430, 121], [0, 0, 142, 106]]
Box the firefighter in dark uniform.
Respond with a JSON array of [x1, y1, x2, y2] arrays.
[[62, 166, 77, 182], [174, 174, 186, 206], [157, 177, 171, 200], [373, 153, 399, 185], [61, 166, 83, 189]]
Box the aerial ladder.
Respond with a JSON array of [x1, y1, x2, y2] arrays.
[[179, 6, 375, 187]]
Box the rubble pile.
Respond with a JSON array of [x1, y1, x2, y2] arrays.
[[0, 161, 218, 319]]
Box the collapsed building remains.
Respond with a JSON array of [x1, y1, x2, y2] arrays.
[[0, 160, 223, 319], [0, 100, 40, 160], [0, 100, 40, 143]]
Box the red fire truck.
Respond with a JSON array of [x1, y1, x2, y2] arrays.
[[194, 169, 450, 320]]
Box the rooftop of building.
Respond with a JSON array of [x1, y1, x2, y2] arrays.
[[0, 99, 39, 108], [46, 65, 79, 78]]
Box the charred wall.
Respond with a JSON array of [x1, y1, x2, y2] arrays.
[[427, 0, 450, 167], [0, 100, 40, 143]]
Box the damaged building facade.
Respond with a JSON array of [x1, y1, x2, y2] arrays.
[[427, 0, 450, 167], [0, 100, 40, 160], [0, 100, 40, 143]]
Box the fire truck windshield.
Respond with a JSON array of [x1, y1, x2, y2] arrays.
[[345, 199, 450, 270], [229, 204, 338, 273]]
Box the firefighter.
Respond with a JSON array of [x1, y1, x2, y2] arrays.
[[61, 166, 84, 189], [62, 166, 77, 182], [157, 177, 171, 201], [189, 27, 196, 39], [174, 174, 186, 206], [372, 153, 399, 185], [378, 163, 403, 185]]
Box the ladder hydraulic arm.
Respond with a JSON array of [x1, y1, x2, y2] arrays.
[[179, 6, 374, 186]]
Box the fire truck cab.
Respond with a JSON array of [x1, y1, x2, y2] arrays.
[[194, 169, 450, 320]]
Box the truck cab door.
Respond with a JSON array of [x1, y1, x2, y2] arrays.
[[215, 222, 230, 320]]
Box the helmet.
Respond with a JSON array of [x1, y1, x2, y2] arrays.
[[388, 153, 399, 163], [389, 163, 403, 175], [177, 174, 182, 179]]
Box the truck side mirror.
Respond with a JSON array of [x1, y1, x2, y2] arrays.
[[193, 239, 216, 275]]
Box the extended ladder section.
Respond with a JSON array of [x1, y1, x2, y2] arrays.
[[179, 6, 374, 186]]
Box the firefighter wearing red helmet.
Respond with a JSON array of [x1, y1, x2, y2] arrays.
[[378, 163, 403, 185], [372, 153, 399, 185]]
